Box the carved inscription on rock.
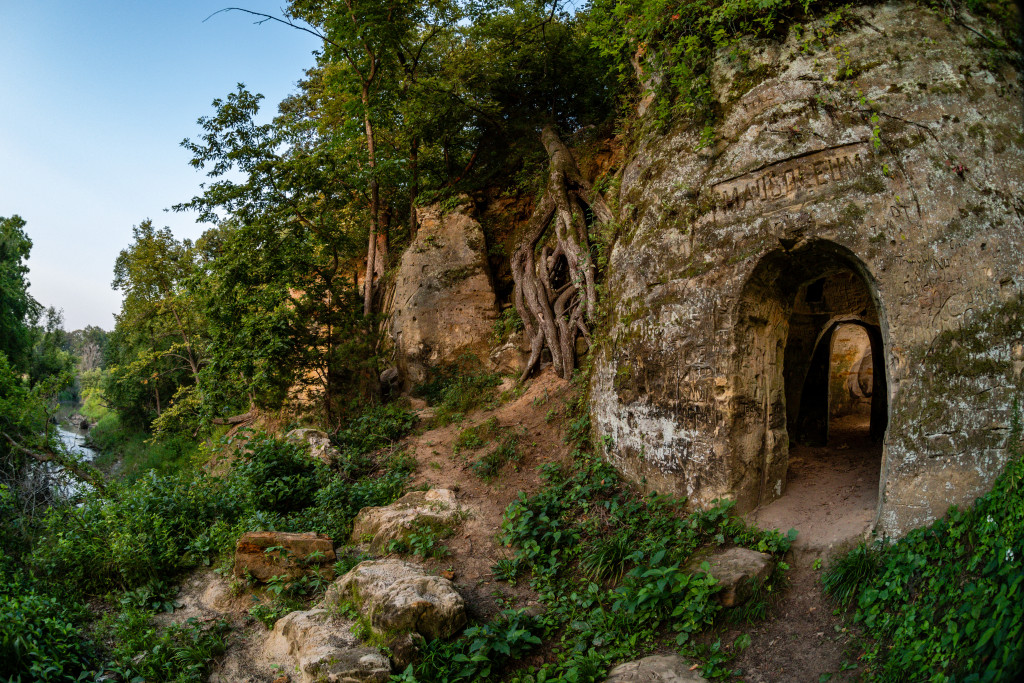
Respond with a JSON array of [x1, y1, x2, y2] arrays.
[[712, 142, 873, 221]]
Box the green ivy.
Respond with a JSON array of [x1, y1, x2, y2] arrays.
[[838, 435, 1024, 682]]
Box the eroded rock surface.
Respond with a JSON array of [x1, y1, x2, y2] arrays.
[[687, 547, 774, 608], [351, 488, 462, 552], [591, 1, 1024, 538], [391, 202, 499, 389], [285, 428, 340, 466], [324, 559, 467, 641], [234, 531, 336, 583], [265, 609, 391, 683], [604, 654, 708, 683]]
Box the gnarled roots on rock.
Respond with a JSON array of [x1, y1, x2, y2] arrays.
[[511, 125, 613, 381]]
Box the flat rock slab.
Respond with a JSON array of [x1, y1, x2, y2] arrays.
[[687, 547, 774, 608], [604, 655, 708, 682], [234, 531, 336, 583], [351, 489, 462, 552], [285, 428, 340, 466], [265, 608, 391, 683], [325, 559, 466, 641]]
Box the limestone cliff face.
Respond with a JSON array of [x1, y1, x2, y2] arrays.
[[591, 2, 1024, 537], [391, 203, 498, 388]]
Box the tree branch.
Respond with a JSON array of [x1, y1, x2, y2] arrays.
[[204, 8, 340, 49], [3, 433, 106, 495]]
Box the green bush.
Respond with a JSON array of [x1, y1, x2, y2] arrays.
[[101, 606, 228, 683], [232, 435, 325, 514], [31, 471, 244, 595], [0, 560, 94, 683], [88, 413, 199, 480], [844, 444, 1024, 681]]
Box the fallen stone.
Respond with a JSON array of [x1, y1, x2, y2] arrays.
[[604, 655, 708, 682], [285, 428, 340, 466], [324, 559, 466, 641], [351, 489, 462, 553], [265, 608, 391, 683], [687, 547, 774, 608], [234, 531, 336, 583]]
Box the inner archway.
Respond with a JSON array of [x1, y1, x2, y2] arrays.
[[730, 241, 888, 547]]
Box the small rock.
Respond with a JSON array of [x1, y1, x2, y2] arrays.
[[285, 428, 340, 466], [686, 547, 774, 608], [233, 531, 336, 583], [351, 489, 463, 553], [272, 676, 291, 683], [324, 559, 467, 641], [604, 654, 708, 682], [265, 609, 391, 683]]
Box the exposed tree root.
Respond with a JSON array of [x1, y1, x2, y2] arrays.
[[511, 125, 613, 381]]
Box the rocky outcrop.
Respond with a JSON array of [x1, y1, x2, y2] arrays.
[[391, 202, 499, 389], [234, 532, 336, 583], [604, 654, 708, 682], [351, 489, 462, 552], [264, 609, 391, 683], [590, 1, 1024, 537], [686, 547, 774, 608], [325, 559, 467, 641], [285, 428, 340, 466]]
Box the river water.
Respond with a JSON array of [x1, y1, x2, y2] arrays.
[[38, 425, 100, 500], [57, 425, 98, 461]]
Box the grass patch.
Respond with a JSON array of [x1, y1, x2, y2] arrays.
[[88, 413, 199, 480], [412, 363, 503, 426]]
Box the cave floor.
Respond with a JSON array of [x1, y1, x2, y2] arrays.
[[747, 413, 882, 559]]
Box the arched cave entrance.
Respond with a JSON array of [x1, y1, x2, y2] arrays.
[[731, 241, 888, 536]]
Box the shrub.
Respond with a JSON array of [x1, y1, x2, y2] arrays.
[[0, 560, 95, 683], [231, 436, 324, 514], [846, 443, 1024, 681], [31, 471, 243, 595]]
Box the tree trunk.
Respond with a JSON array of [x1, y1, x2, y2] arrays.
[[362, 83, 380, 318], [409, 138, 419, 236], [510, 125, 613, 381]]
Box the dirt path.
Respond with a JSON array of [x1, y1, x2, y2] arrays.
[[404, 369, 573, 621], [727, 414, 880, 681]]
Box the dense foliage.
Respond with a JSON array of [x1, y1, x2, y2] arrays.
[[825, 420, 1024, 682]]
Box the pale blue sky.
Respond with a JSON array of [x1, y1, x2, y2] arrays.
[[0, 1, 318, 330]]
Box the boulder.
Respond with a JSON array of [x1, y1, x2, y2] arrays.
[[686, 547, 774, 608], [265, 608, 391, 683], [324, 559, 467, 641], [285, 428, 340, 466], [604, 655, 708, 683], [589, 0, 1024, 539], [351, 489, 462, 552], [234, 531, 336, 583], [390, 202, 499, 390]]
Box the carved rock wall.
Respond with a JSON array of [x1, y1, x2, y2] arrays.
[[591, 2, 1024, 538], [391, 203, 499, 389]]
